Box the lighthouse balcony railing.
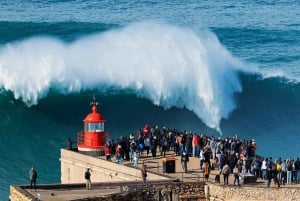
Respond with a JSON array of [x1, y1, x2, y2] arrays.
[[77, 131, 111, 146], [84, 148, 105, 157], [76, 131, 112, 157]]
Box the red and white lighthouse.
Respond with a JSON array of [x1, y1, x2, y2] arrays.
[[77, 97, 106, 151]]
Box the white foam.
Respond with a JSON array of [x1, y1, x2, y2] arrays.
[[0, 22, 248, 131]]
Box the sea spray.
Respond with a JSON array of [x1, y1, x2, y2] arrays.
[[0, 22, 244, 131]]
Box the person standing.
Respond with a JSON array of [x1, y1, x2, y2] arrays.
[[294, 158, 300, 184], [281, 160, 287, 185], [203, 141, 212, 169], [286, 159, 292, 185], [115, 144, 123, 164], [105, 143, 111, 161], [144, 136, 151, 158], [253, 156, 261, 178], [199, 149, 205, 170], [271, 163, 280, 187], [266, 157, 274, 187], [233, 165, 240, 186], [261, 158, 267, 180], [84, 168, 92, 190], [141, 164, 147, 184], [160, 137, 167, 158], [29, 166, 38, 191], [133, 150, 139, 167], [203, 162, 210, 181], [129, 139, 136, 162], [221, 162, 230, 186], [67, 138, 73, 150], [210, 137, 216, 160], [151, 137, 157, 158], [181, 151, 189, 173], [192, 134, 199, 157]]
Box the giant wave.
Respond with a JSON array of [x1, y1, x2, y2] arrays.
[[0, 22, 254, 132]]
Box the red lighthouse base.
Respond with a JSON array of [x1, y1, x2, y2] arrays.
[[77, 131, 106, 151]]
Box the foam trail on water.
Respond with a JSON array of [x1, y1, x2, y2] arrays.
[[0, 22, 250, 131]]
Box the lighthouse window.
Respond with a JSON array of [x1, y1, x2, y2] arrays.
[[95, 122, 104, 131], [86, 122, 104, 132]]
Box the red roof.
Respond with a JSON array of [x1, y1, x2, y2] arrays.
[[83, 105, 105, 122]]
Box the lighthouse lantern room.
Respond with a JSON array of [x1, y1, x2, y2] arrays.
[[77, 96, 106, 152]]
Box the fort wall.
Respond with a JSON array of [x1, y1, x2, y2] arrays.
[[60, 149, 170, 183], [10, 182, 300, 201]]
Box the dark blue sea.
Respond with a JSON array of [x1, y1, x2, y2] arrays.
[[1, 0, 300, 199]]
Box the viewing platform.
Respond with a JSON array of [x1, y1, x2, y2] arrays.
[[10, 149, 300, 201]]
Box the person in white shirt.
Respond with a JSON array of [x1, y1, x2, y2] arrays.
[[261, 158, 267, 180]]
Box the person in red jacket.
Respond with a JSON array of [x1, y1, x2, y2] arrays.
[[192, 134, 199, 157], [105, 143, 111, 161]]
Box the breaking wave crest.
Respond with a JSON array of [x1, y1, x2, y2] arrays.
[[0, 22, 256, 131]]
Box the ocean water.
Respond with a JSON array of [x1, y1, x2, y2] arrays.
[[1, 0, 300, 199]]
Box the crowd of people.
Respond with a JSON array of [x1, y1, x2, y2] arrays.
[[102, 124, 300, 187]]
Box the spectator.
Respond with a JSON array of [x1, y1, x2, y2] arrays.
[[181, 151, 189, 173], [287, 159, 292, 184], [67, 138, 73, 150], [271, 163, 280, 187], [199, 149, 205, 170], [129, 139, 136, 162], [116, 144, 123, 164], [141, 164, 147, 184], [253, 156, 261, 178], [233, 165, 241, 186], [294, 158, 300, 184], [281, 160, 287, 185], [133, 150, 139, 167], [203, 162, 210, 181], [210, 137, 217, 160], [261, 158, 267, 180], [192, 134, 199, 157], [144, 136, 151, 157], [105, 143, 111, 161], [203, 141, 212, 169], [160, 137, 167, 158], [221, 162, 230, 186], [29, 166, 38, 191], [84, 168, 92, 190]]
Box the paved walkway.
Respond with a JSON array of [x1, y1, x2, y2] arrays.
[[134, 152, 300, 188]]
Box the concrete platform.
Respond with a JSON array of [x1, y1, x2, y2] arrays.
[[11, 151, 300, 201], [25, 186, 121, 201]]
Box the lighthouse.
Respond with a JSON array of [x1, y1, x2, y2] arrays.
[[77, 96, 106, 152]]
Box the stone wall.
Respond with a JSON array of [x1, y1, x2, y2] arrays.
[[9, 182, 206, 201], [208, 183, 300, 201], [68, 183, 300, 201], [10, 181, 300, 201], [69, 182, 206, 201]]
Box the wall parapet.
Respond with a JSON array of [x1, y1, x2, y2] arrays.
[[207, 183, 300, 201], [60, 149, 170, 184], [10, 181, 300, 201], [10, 186, 35, 201]]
